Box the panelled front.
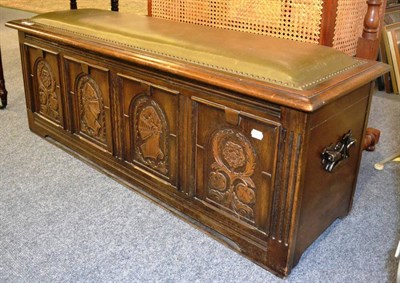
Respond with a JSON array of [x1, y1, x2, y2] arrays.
[[192, 96, 281, 238], [22, 38, 286, 243], [25, 44, 64, 128], [64, 56, 113, 153], [119, 74, 180, 188]]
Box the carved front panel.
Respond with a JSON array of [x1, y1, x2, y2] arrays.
[[208, 128, 257, 221], [36, 59, 60, 122], [65, 57, 112, 152], [119, 74, 179, 187], [76, 75, 106, 144], [27, 45, 63, 127], [194, 98, 280, 236], [132, 95, 169, 175]]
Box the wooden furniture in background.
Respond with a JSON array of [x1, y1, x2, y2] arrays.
[[65, 0, 388, 94], [147, 0, 386, 60], [364, 128, 381, 151], [69, 0, 386, 58], [380, 3, 400, 93], [382, 23, 400, 94], [0, 49, 7, 109], [356, 0, 387, 60], [6, 8, 388, 276]]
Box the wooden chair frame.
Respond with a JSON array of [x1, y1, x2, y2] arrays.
[[70, 0, 119, 11]]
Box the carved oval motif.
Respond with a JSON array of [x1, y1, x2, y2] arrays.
[[132, 95, 169, 175], [138, 105, 164, 160], [139, 106, 162, 139], [233, 199, 254, 219], [235, 183, 256, 205], [212, 128, 256, 175], [222, 141, 246, 169], [76, 75, 106, 143], [37, 60, 55, 91], [209, 172, 227, 192]]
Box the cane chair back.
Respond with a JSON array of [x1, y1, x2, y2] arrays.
[[148, 0, 374, 56]]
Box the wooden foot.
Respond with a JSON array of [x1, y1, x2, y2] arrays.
[[363, 127, 381, 151]]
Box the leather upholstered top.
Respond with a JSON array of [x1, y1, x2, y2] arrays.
[[27, 9, 364, 90]]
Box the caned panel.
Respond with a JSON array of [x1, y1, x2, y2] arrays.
[[151, 0, 371, 55], [332, 0, 367, 55], [150, 0, 324, 44]]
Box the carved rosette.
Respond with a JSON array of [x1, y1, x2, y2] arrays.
[[207, 128, 257, 221], [76, 75, 106, 143], [132, 95, 169, 175], [36, 59, 60, 121]]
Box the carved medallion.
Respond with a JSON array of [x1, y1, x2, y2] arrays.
[[222, 141, 246, 169], [76, 75, 106, 143], [207, 128, 257, 221], [209, 172, 227, 192], [132, 95, 169, 175], [36, 59, 59, 121]]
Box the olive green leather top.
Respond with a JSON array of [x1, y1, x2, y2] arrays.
[[29, 9, 363, 90]]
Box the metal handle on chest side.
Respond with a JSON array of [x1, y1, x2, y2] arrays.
[[321, 131, 356, 173]]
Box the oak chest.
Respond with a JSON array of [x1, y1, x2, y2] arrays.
[[7, 9, 389, 277]]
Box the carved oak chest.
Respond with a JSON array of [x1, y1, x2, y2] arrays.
[[6, 9, 389, 277]]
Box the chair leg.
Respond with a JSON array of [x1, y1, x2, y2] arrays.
[[363, 127, 381, 151], [374, 151, 400, 170], [396, 241, 400, 283], [111, 0, 119, 11], [0, 48, 7, 109], [70, 0, 77, 10]]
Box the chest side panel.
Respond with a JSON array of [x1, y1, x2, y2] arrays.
[[294, 83, 372, 264]]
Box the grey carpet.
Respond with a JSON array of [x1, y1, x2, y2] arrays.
[[0, 6, 399, 283]]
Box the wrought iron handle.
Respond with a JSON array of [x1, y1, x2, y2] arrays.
[[321, 131, 356, 172]]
